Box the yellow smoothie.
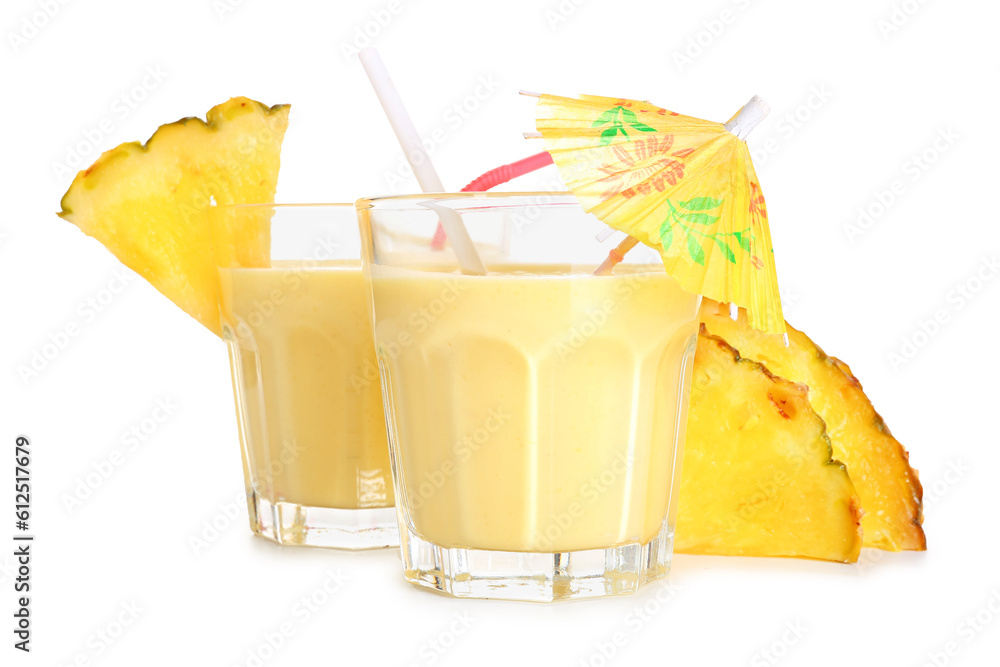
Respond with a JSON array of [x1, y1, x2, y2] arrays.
[[219, 260, 393, 510], [370, 264, 698, 553]]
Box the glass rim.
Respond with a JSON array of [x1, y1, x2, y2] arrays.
[[214, 194, 581, 213], [356, 191, 578, 210], [213, 202, 355, 211]]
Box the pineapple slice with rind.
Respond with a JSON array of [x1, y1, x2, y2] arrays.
[[699, 300, 925, 551], [676, 329, 863, 563], [59, 97, 290, 335]]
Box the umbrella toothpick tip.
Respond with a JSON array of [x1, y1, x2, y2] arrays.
[[725, 95, 770, 140]]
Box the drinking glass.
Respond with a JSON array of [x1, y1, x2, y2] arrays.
[[358, 193, 699, 599], [212, 203, 395, 549]]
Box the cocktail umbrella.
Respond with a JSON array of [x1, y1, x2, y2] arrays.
[[529, 93, 784, 335]]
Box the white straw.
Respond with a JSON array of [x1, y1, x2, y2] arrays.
[[359, 48, 486, 275]]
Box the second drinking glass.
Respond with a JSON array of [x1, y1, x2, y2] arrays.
[[211, 203, 396, 549]]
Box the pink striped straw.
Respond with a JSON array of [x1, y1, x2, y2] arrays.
[[430, 151, 554, 250]]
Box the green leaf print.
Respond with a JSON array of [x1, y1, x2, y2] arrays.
[[660, 221, 674, 250], [679, 197, 724, 211], [593, 105, 658, 142], [591, 109, 617, 127], [686, 233, 705, 265], [713, 236, 737, 264], [599, 127, 618, 145], [680, 212, 719, 225]]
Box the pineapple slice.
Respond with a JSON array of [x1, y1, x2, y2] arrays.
[[676, 330, 863, 562], [699, 300, 925, 551], [59, 97, 290, 336]]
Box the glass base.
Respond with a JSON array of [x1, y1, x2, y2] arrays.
[[246, 490, 398, 550], [398, 520, 675, 602]]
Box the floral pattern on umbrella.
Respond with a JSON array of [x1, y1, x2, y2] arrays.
[[535, 93, 785, 335]]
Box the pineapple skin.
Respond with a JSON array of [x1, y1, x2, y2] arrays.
[[676, 329, 864, 563], [699, 300, 925, 551]]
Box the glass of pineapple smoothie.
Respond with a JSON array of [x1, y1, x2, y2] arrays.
[[357, 193, 700, 600], [211, 203, 396, 549]]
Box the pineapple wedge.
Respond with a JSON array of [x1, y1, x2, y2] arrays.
[[676, 330, 863, 562], [59, 97, 290, 336], [699, 300, 925, 551]]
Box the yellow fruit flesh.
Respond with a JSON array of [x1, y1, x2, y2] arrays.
[[699, 300, 924, 551], [676, 330, 863, 562], [59, 97, 289, 335]]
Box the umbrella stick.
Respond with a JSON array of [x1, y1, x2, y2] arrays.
[[594, 235, 640, 276]]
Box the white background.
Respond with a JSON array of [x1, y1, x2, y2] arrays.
[[2, 0, 999, 665]]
